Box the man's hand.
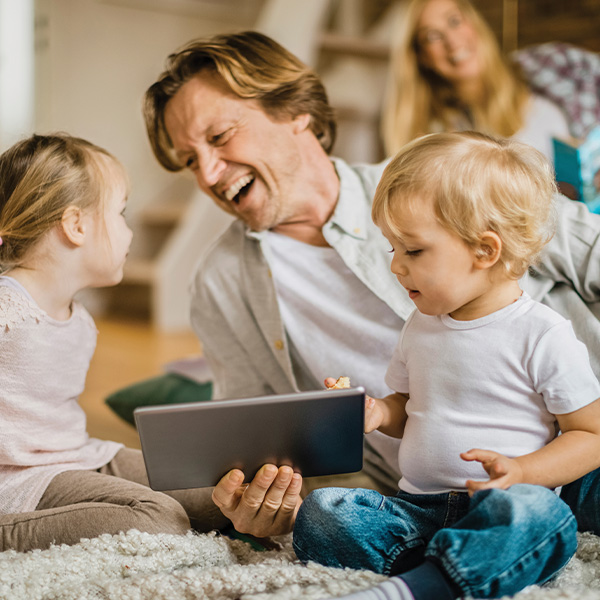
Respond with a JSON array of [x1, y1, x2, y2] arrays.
[[211, 464, 302, 537], [461, 448, 524, 496]]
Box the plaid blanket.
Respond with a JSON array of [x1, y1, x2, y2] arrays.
[[514, 42, 600, 139]]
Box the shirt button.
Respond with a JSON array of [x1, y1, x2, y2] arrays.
[[274, 339, 284, 350], [353, 227, 361, 234]]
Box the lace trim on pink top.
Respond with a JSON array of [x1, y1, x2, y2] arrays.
[[0, 287, 42, 329]]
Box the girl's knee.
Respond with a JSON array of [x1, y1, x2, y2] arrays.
[[129, 491, 191, 536], [5, 492, 192, 552]]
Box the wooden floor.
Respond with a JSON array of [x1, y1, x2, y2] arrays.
[[79, 317, 202, 449]]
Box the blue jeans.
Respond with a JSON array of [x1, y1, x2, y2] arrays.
[[560, 466, 600, 535], [293, 485, 577, 599]]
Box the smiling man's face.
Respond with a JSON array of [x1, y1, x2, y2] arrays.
[[163, 71, 312, 232]]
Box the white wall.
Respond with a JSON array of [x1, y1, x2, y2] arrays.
[[33, 0, 249, 216], [0, 0, 35, 148]]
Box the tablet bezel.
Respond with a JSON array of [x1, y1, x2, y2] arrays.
[[134, 387, 365, 490]]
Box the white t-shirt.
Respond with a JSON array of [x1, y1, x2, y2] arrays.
[[385, 293, 600, 495], [266, 231, 404, 471]]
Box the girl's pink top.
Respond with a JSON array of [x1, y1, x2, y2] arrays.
[[0, 278, 122, 514]]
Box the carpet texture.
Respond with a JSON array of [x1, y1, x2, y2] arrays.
[[1, 530, 600, 599]]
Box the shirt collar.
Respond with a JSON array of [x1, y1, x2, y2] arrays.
[[326, 157, 369, 240], [245, 156, 382, 242]]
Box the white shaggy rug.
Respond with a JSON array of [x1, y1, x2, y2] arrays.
[[1, 530, 600, 600]]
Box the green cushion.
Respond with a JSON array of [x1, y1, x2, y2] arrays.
[[105, 373, 213, 426]]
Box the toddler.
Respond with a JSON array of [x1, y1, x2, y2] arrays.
[[0, 134, 227, 552], [293, 132, 600, 599]]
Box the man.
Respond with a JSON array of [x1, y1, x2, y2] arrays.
[[144, 31, 600, 538]]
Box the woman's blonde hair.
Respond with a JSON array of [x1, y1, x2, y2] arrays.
[[372, 131, 557, 279], [381, 0, 530, 155], [0, 133, 126, 273], [144, 30, 336, 172]]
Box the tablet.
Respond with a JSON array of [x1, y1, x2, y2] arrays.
[[134, 387, 365, 491]]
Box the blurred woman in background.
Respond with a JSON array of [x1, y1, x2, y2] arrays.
[[382, 0, 570, 162]]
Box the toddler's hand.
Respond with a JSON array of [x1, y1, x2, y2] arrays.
[[364, 395, 385, 433], [324, 376, 350, 389], [324, 377, 337, 389], [461, 448, 524, 496]]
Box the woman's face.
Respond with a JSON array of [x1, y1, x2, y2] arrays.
[[416, 0, 482, 87]]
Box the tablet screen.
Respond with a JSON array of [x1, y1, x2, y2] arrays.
[[134, 387, 365, 490]]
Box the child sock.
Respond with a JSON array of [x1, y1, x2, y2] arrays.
[[399, 560, 456, 600], [338, 560, 457, 600]]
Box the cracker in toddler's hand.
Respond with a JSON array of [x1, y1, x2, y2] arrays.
[[328, 376, 351, 389]]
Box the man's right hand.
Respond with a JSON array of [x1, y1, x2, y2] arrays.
[[211, 464, 303, 537]]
